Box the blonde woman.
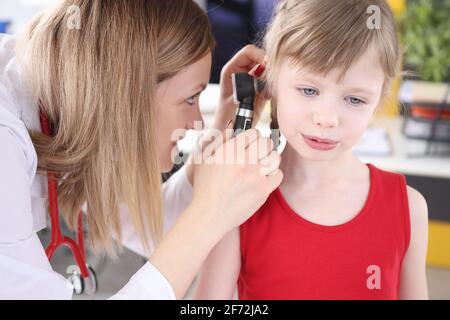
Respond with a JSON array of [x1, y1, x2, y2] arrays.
[[0, 0, 282, 299]]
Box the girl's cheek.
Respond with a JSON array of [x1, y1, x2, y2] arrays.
[[281, 104, 309, 129], [340, 114, 372, 146], [277, 105, 295, 131]]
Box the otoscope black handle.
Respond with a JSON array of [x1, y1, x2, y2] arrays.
[[233, 115, 253, 135], [232, 73, 256, 136]]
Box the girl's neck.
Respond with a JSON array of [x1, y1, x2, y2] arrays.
[[280, 143, 360, 190]]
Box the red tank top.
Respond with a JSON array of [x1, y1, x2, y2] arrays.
[[238, 164, 411, 300]]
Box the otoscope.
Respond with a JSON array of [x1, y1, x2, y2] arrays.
[[232, 73, 265, 136]]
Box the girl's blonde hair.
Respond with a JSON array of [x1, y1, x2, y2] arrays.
[[264, 0, 402, 131], [19, 0, 215, 256]]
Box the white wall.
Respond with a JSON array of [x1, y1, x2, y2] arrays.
[[1, 0, 207, 35], [0, 0, 58, 34], [194, 0, 207, 10]]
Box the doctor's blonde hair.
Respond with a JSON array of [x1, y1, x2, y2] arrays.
[[20, 0, 214, 256], [264, 0, 402, 132]]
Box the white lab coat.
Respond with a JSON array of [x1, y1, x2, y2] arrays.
[[0, 34, 194, 300]]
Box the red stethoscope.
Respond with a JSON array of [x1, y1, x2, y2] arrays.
[[39, 109, 97, 296]]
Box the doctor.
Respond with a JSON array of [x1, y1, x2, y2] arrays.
[[0, 0, 282, 299]]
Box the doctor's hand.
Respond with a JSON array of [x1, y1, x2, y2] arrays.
[[190, 125, 283, 235], [150, 126, 282, 299], [213, 45, 269, 131]]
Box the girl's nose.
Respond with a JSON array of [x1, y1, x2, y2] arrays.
[[312, 111, 339, 129]]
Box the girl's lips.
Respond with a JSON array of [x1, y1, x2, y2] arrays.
[[302, 134, 339, 151], [303, 134, 338, 144]]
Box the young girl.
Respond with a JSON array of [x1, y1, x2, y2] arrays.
[[194, 0, 429, 300]]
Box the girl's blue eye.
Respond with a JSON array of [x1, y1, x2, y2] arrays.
[[347, 97, 365, 106], [298, 87, 319, 97]]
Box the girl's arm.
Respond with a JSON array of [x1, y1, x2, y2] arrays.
[[194, 228, 241, 300], [399, 186, 429, 300]]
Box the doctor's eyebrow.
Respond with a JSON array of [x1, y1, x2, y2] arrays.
[[191, 83, 207, 95], [179, 83, 207, 103]]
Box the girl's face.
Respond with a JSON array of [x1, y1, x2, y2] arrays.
[[156, 52, 212, 173], [275, 49, 385, 161]]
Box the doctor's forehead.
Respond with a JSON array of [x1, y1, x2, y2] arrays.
[[162, 54, 211, 93]]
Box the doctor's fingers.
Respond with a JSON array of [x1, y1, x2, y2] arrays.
[[264, 168, 284, 193], [259, 151, 282, 177], [221, 45, 266, 79], [229, 135, 273, 164], [202, 129, 264, 165], [219, 128, 261, 157], [247, 136, 274, 161], [193, 120, 233, 162]]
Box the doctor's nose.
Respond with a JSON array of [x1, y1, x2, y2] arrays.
[[312, 110, 339, 129], [187, 105, 204, 130]]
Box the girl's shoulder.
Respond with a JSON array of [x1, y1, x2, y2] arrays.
[[369, 164, 427, 213], [369, 163, 428, 231], [405, 185, 428, 227], [371, 163, 427, 207]]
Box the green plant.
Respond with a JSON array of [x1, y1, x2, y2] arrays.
[[399, 0, 450, 82]]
